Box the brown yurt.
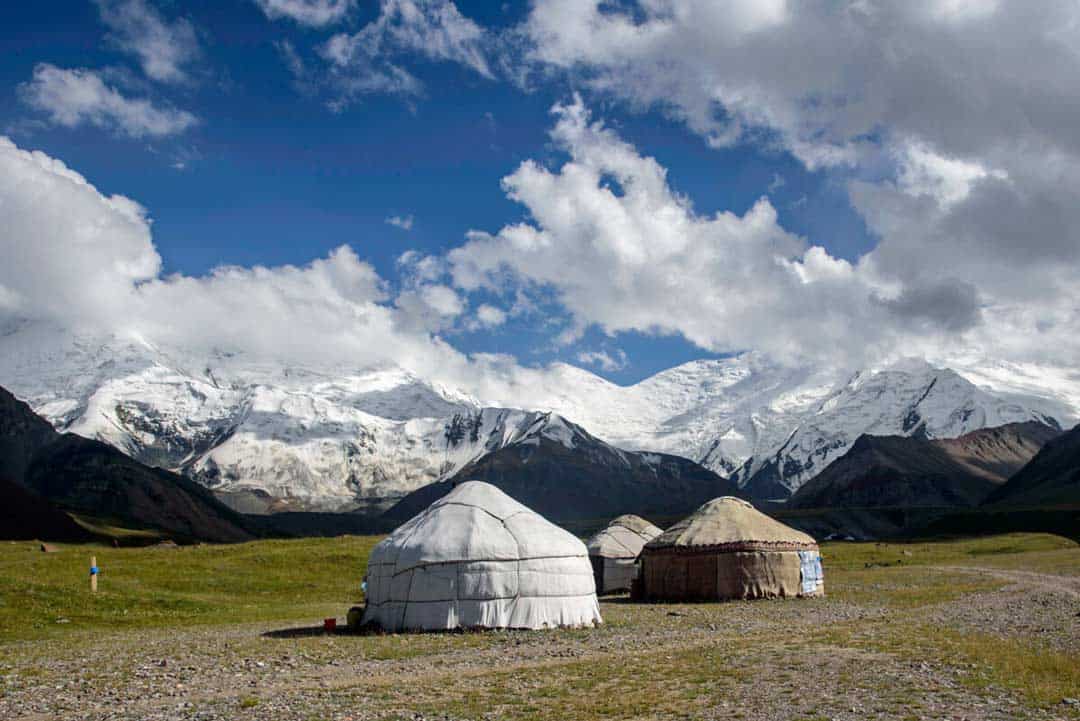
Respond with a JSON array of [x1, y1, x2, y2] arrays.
[[586, 515, 663, 595], [638, 496, 824, 600]]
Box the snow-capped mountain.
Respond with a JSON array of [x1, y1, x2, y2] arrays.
[[726, 361, 1068, 499], [532, 355, 1072, 500], [387, 411, 737, 522], [1, 322, 1075, 509]]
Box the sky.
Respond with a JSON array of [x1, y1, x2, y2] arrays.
[[2, 0, 1079, 390]]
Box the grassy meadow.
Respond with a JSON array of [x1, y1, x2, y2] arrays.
[[2, 532, 1078, 720], [0, 536, 377, 641]]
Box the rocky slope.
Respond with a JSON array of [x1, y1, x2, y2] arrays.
[[985, 423, 1080, 507], [384, 412, 737, 523], [789, 422, 1059, 509], [0, 323, 1074, 510]]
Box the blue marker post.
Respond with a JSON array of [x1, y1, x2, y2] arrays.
[[90, 555, 98, 593]]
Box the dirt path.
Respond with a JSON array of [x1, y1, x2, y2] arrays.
[[937, 565, 1080, 600]]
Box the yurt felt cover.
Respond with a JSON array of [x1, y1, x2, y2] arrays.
[[586, 515, 663, 558], [641, 497, 824, 600], [587, 515, 663, 594], [362, 481, 603, 632]]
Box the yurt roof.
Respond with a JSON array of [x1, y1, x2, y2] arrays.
[[369, 481, 587, 571], [645, 497, 817, 551], [587, 515, 663, 557]]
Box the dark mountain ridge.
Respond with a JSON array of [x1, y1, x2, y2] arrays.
[[789, 421, 1058, 509], [0, 385, 252, 543], [985, 422, 1080, 507]]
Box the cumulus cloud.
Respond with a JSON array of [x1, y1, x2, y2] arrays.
[[0, 134, 467, 375], [521, 1, 1080, 170], [19, 64, 197, 138], [473, 304, 507, 329], [576, 349, 628, 372], [894, 142, 1007, 208], [508, 0, 1080, 372], [254, 0, 354, 27], [318, 0, 492, 107], [449, 98, 908, 365], [385, 214, 414, 230], [0, 136, 160, 326], [95, 0, 201, 84]]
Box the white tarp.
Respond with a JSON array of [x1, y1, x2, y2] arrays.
[[798, 550, 824, 595], [362, 481, 603, 632]]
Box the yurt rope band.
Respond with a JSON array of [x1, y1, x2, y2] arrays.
[[645, 541, 818, 555], [372, 553, 593, 580]]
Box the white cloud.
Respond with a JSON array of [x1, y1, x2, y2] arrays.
[[0, 134, 467, 375], [397, 250, 444, 283], [377, 0, 492, 78], [394, 247, 464, 333], [894, 141, 1007, 208], [385, 214, 414, 230], [521, 1, 1080, 170], [924, 0, 1001, 23], [449, 98, 905, 366], [474, 304, 507, 329], [0, 136, 161, 326], [576, 349, 628, 372], [318, 32, 424, 106], [254, 0, 354, 27], [319, 0, 492, 106], [95, 0, 201, 84], [19, 64, 197, 138], [507, 1, 1080, 374]]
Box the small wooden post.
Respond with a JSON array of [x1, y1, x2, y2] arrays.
[[90, 556, 98, 593]]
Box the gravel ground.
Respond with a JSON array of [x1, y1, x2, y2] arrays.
[[924, 566, 1080, 654], [2, 567, 1078, 721]]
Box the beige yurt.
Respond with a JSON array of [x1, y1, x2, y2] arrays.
[[586, 515, 663, 595], [361, 481, 603, 632], [639, 496, 824, 601]]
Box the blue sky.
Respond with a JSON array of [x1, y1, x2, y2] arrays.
[[6, 1, 1074, 389], [0, 0, 879, 383]]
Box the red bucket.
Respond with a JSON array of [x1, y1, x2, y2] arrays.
[[323, 617, 337, 632]]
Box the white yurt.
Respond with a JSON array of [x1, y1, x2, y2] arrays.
[[586, 515, 663, 595], [361, 481, 603, 632]]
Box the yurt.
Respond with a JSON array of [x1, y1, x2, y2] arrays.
[[639, 496, 824, 601], [586, 515, 663, 595], [361, 481, 603, 632]]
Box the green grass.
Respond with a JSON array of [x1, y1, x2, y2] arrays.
[[942, 631, 1080, 708], [0, 536, 379, 641], [828, 619, 1080, 711], [975, 546, 1080, 575], [818, 532, 1077, 571], [69, 513, 169, 542]]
